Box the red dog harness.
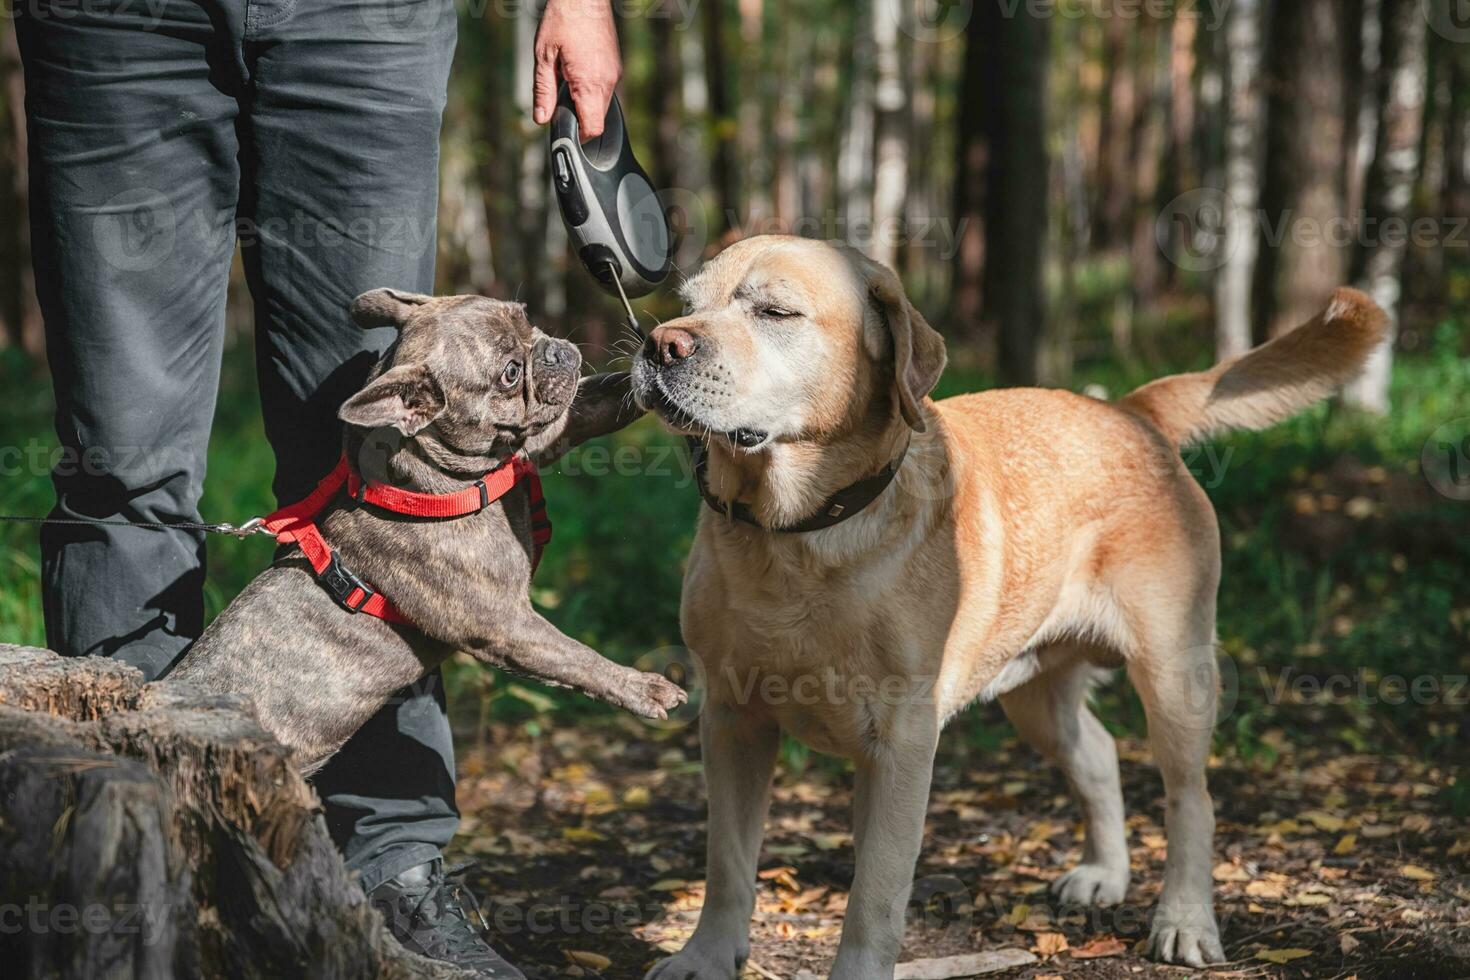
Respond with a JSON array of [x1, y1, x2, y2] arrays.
[[261, 454, 551, 625]]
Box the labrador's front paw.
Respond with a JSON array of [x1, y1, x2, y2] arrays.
[[615, 666, 688, 721], [1147, 904, 1225, 967], [1051, 862, 1130, 907], [644, 942, 744, 980]]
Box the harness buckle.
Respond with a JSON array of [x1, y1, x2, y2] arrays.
[[319, 549, 375, 614], [475, 479, 490, 509]]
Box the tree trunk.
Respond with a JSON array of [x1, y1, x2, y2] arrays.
[[985, 4, 1050, 386], [838, 0, 876, 236], [1342, 0, 1428, 413], [1095, 16, 1135, 252], [701, 0, 740, 238], [950, 0, 1000, 336], [1215, 0, 1264, 360], [737, 0, 771, 228], [1254, 0, 1353, 339], [650, 0, 685, 193], [514, 1, 548, 313], [0, 26, 43, 358], [1445, 45, 1469, 223], [0, 646, 462, 980], [1128, 24, 1168, 312], [870, 0, 908, 268]]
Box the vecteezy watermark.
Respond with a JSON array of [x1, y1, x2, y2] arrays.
[[907, 874, 1235, 946], [0, 440, 202, 481], [91, 196, 437, 274], [894, 0, 976, 43], [0, 898, 175, 945], [485, 895, 667, 936], [1158, 188, 1470, 271], [736, 213, 972, 263], [996, 0, 1230, 31], [634, 645, 706, 730], [1260, 668, 1470, 708], [94, 189, 177, 273], [1423, 0, 1470, 44], [1422, 418, 1470, 502]]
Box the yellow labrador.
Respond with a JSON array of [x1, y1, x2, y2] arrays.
[[631, 236, 1385, 978]]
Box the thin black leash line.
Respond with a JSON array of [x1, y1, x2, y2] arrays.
[[0, 514, 270, 538]]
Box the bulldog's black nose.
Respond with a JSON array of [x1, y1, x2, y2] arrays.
[[542, 342, 573, 367], [648, 324, 698, 366]]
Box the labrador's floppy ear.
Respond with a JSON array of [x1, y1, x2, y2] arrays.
[[338, 362, 446, 436], [846, 248, 947, 432], [350, 288, 433, 329]]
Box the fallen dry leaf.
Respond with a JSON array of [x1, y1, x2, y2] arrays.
[[1032, 932, 1068, 956], [564, 950, 613, 971], [1402, 865, 1437, 881], [1069, 936, 1128, 959], [1257, 948, 1313, 964], [1213, 861, 1251, 882]]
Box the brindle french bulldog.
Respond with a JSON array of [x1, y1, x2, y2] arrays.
[[170, 288, 685, 771]]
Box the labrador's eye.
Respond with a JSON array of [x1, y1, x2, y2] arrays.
[[758, 306, 801, 320], [500, 360, 522, 388]]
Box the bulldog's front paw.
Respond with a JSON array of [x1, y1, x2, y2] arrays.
[[615, 667, 688, 721]]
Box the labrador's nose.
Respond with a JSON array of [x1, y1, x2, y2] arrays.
[[649, 324, 698, 366]]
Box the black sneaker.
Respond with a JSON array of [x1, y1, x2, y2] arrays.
[[370, 859, 526, 979]]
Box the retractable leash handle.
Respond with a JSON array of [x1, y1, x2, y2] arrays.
[[549, 83, 672, 334]]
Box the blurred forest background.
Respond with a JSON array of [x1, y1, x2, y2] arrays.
[[2, 3, 1468, 972], [0, 0, 1467, 780]]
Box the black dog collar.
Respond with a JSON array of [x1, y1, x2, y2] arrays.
[[688, 437, 910, 533]]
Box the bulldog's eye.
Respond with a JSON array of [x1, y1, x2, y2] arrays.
[[499, 360, 522, 388], [757, 306, 801, 320]]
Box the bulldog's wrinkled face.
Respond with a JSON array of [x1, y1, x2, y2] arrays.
[[339, 290, 581, 472], [631, 236, 947, 452]]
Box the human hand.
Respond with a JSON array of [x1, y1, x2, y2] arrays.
[[532, 0, 622, 139]]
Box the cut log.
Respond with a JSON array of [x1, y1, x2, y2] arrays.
[[0, 645, 465, 979]]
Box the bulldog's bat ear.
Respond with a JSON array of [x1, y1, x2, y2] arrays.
[[840, 245, 948, 432], [350, 288, 433, 329], [338, 362, 446, 436]]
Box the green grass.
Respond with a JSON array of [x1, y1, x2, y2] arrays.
[[1, 317, 1465, 775]]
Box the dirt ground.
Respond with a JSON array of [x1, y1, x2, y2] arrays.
[[447, 717, 1469, 980]]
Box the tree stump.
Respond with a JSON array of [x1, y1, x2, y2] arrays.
[[0, 645, 466, 979]]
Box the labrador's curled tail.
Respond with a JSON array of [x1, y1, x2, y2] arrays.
[[1119, 288, 1389, 448]]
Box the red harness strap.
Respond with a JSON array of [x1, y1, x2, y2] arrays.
[[261, 454, 551, 626]]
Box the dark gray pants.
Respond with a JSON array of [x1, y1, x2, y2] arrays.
[[17, 0, 460, 893]]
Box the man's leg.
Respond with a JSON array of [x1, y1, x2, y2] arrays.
[[237, 0, 461, 897], [18, 0, 242, 679]]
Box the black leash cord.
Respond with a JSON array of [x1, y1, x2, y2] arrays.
[[0, 514, 269, 538]]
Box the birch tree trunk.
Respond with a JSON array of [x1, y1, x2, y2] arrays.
[[1343, 0, 1429, 413], [737, 0, 771, 228], [870, 0, 908, 268], [1215, 0, 1264, 360], [838, 0, 876, 237]]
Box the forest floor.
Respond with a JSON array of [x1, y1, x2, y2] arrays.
[[448, 717, 1469, 980]]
